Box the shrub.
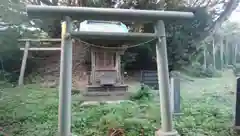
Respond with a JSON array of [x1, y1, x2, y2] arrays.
[[184, 63, 222, 77], [130, 85, 154, 102]]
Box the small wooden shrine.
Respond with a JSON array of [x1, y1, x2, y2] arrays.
[[80, 20, 129, 101]]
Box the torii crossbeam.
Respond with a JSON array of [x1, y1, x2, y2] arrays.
[[26, 5, 194, 136]]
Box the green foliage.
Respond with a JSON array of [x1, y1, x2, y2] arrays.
[[184, 62, 222, 77], [124, 7, 213, 71], [0, 27, 41, 83], [0, 81, 238, 136], [0, 0, 26, 25], [232, 63, 240, 76], [220, 21, 240, 42], [164, 7, 213, 70], [0, 0, 44, 83], [130, 85, 154, 102], [0, 85, 159, 136], [0, 28, 20, 53], [0, 28, 22, 83]]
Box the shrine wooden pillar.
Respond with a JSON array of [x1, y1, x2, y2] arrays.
[[90, 48, 96, 84], [116, 51, 122, 83]]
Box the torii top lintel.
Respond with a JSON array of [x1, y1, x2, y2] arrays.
[[26, 5, 194, 22]]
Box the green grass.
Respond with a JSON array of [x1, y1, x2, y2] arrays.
[[0, 70, 239, 136]]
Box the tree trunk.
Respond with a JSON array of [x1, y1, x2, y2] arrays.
[[203, 45, 207, 69], [225, 38, 229, 66], [220, 38, 224, 70], [233, 43, 238, 66], [212, 37, 216, 69], [194, 0, 239, 49]]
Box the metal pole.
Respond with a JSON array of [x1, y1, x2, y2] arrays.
[[155, 20, 178, 135], [18, 41, 30, 85], [20, 47, 61, 51], [18, 38, 61, 42], [26, 5, 194, 21], [58, 16, 72, 136]]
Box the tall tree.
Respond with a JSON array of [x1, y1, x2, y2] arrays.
[[23, 0, 240, 70], [0, 0, 26, 27], [0, 0, 42, 81]]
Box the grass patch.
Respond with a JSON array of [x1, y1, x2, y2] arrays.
[[0, 72, 239, 136]]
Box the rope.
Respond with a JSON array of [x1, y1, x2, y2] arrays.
[[76, 38, 158, 50]]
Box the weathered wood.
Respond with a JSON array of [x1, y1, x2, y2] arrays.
[[90, 48, 96, 84], [18, 38, 61, 42], [18, 41, 30, 85], [82, 92, 129, 101], [27, 5, 194, 22], [20, 47, 61, 51], [115, 52, 121, 83], [141, 70, 159, 89], [90, 47, 124, 86]]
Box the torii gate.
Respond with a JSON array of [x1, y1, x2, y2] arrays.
[[26, 5, 194, 136]]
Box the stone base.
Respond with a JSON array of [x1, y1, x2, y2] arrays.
[[155, 129, 179, 136], [233, 126, 240, 130], [173, 112, 184, 116], [80, 100, 129, 106], [232, 126, 240, 134]]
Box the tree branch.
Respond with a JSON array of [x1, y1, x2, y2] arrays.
[[36, 0, 41, 5], [209, 0, 239, 33], [191, 0, 239, 59], [39, 0, 54, 5], [52, 0, 58, 5]]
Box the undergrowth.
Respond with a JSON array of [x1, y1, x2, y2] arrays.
[[0, 84, 238, 136], [183, 63, 222, 78]]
